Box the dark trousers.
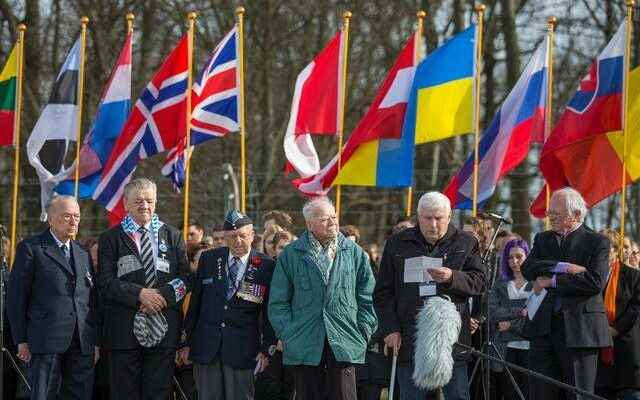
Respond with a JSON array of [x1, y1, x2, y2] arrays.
[[397, 361, 469, 400], [28, 330, 94, 400], [529, 316, 599, 400], [255, 351, 294, 400], [489, 347, 529, 400], [291, 341, 356, 400], [109, 347, 175, 400]]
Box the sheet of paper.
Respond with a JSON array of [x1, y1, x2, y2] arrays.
[[526, 289, 547, 320], [404, 256, 442, 283]]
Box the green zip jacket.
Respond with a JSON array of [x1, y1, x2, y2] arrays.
[[268, 232, 378, 366]]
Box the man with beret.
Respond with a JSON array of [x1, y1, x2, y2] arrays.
[[181, 210, 276, 400]]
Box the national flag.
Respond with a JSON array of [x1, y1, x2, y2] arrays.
[[161, 27, 240, 189], [0, 45, 18, 147], [530, 24, 626, 217], [283, 30, 344, 181], [406, 25, 476, 145], [26, 38, 81, 219], [294, 34, 417, 195], [93, 35, 189, 223], [444, 36, 549, 209], [55, 33, 132, 198]]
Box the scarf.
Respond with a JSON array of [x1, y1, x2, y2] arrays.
[[601, 258, 620, 366], [306, 232, 337, 285]]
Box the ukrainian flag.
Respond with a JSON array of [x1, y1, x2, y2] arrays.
[[405, 25, 476, 145]]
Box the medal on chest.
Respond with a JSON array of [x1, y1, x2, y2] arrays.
[[236, 255, 266, 303], [217, 257, 223, 280]]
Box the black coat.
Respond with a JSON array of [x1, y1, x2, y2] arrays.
[[374, 225, 487, 363], [521, 225, 611, 348], [97, 222, 192, 350], [7, 230, 97, 355], [183, 247, 276, 369], [597, 264, 640, 390]]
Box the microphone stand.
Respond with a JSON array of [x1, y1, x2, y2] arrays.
[[468, 219, 526, 400], [0, 229, 31, 396]]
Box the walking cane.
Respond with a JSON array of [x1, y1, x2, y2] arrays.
[[388, 352, 398, 400]]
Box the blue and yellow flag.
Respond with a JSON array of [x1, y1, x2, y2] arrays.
[[404, 25, 476, 145]]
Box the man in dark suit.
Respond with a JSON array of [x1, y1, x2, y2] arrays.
[[522, 187, 611, 400], [8, 195, 97, 400], [181, 210, 275, 400], [97, 178, 192, 400]]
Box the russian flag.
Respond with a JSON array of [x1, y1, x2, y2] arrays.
[[444, 36, 549, 209], [55, 33, 132, 198]]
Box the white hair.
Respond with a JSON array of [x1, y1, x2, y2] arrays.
[[45, 194, 78, 214], [552, 187, 587, 222], [417, 192, 451, 213], [123, 177, 157, 199], [302, 197, 335, 221]]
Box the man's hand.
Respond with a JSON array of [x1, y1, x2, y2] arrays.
[[498, 321, 511, 332], [179, 347, 191, 366], [521, 308, 528, 318], [470, 318, 480, 335], [94, 346, 100, 365], [255, 352, 269, 374], [609, 326, 618, 338], [566, 263, 587, 275], [383, 332, 402, 356], [17, 343, 31, 363], [276, 340, 283, 352], [534, 276, 553, 294], [429, 267, 453, 283], [138, 288, 167, 313]]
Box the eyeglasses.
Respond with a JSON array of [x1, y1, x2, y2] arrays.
[[316, 216, 338, 224], [62, 213, 81, 222], [545, 210, 570, 219]]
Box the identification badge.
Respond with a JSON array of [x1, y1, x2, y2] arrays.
[[159, 240, 168, 253], [202, 277, 214, 285], [419, 282, 437, 297], [157, 258, 170, 273]]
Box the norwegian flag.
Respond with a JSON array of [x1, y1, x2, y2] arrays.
[[162, 27, 240, 189], [93, 35, 189, 224]]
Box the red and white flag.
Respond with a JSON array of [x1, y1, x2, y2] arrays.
[[283, 30, 345, 180]]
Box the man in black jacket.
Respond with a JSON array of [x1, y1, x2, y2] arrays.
[[98, 178, 192, 400], [522, 187, 611, 400], [374, 191, 486, 400], [8, 195, 97, 400]]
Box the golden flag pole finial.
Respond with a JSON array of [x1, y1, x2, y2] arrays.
[[126, 12, 135, 33], [9, 23, 26, 266], [73, 17, 89, 200], [236, 6, 247, 213], [620, 0, 634, 256], [406, 10, 427, 218], [182, 11, 197, 238], [471, 4, 485, 217], [335, 10, 352, 220], [544, 16, 557, 230]]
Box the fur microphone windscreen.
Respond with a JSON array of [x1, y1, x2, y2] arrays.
[[412, 296, 462, 390]]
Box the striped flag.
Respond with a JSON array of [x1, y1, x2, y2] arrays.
[[0, 45, 18, 147]]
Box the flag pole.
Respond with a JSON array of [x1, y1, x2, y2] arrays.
[[405, 10, 426, 217], [73, 16, 89, 199], [182, 11, 197, 238], [9, 24, 26, 266], [126, 12, 134, 34], [620, 0, 634, 254], [236, 6, 247, 213], [335, 11, 352, 220], [544, 16, 557, 230], [471, 4, 485, 217]]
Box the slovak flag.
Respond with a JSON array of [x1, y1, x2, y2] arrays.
[[443, 36, 549, 209], [294, 34, 417, 195], [162, 27, 240, 189], [283, 30, 344, 181], [93, 35, 189, 223]]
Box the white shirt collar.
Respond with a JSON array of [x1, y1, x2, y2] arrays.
[[228, 251, 250, 267], [49, 229, 70, 248]]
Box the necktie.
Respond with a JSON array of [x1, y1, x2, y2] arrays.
[[61, 244, 70, 261], [138, 227, 156, 287], [227, 257, 240, 300]]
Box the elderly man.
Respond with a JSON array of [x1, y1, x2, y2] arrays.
[[181, 210, 275, 400], [374, 191, 486, 400], [98, 178, 192, 400], [522, 187, 611, 400], [8, 195, 97, 400], [269, 197, 377, 400]]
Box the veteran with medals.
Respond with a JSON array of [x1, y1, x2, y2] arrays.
[[181, 210, 276, 400], [97, 178, 192, 400]]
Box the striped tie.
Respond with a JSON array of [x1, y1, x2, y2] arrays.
[[138, 227, 156, 287]]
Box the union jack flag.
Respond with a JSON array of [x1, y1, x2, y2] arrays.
[[93, 35, 189, 223], [162, 27, 240, 189]]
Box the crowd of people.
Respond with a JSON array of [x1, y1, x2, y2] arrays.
[[1, 178, 639, 400]]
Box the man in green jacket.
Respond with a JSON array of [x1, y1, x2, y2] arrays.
[[268, 196, 378, 400]]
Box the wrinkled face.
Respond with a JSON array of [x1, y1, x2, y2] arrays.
[[225, 225, 254, 257], [275, 238, 291, 256], [547, 194, 580, 234], [124, 188, 156, 226], [186, 225, 204, 246], [48, 198, 81, 241], [211, 231, 226, 249], [418, 207, 451, 244], [306, 204, 339, 243], [508, 247, 526, 272]]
